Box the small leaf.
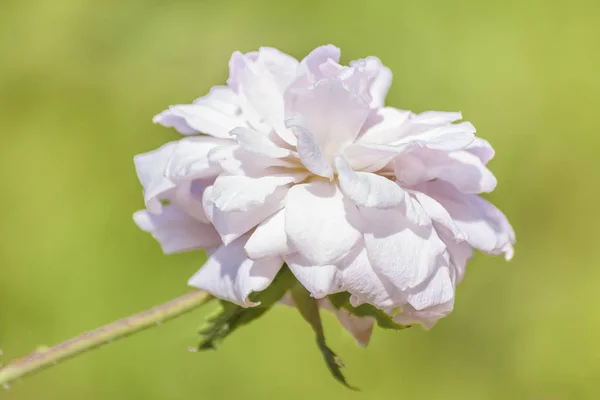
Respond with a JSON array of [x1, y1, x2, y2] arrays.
[[291, 284, 359, 390], [198, 266, 296, 350], [328, 292, 410, 330]]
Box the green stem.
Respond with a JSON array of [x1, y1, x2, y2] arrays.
[[0, 290, 209, 386]]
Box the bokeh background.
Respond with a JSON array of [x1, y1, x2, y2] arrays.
[[1, 0, 599, 398]]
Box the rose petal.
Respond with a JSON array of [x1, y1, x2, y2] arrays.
[[285, 181, 363, 265], [134, 142, 177, 213], [134, 206, 221, 253], [362, 206, 447, 290], [335, 155, 405, 209], [203, 185, 287, 245], [188, 235, 283, 307], [245, 209, 295, 259]]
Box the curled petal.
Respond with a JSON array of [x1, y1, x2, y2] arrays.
[[134, 206, 221, 253], [134, 142, 177, 213], [156, 104, 247, 139], [419, 181, 515, 260], [393, 299, 455, 329], [230, 127, 292, 158], [285, 78, 371, 158], [188, 235, 283, 307], [286, 116, 333, 179], [165, 137, 231, 183], [211, 174, 295, 212], [335, 155, 405, 209]]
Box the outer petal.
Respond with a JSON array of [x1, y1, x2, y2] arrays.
[[361, 206, 447, 290], [358, 107, 412, 144], [418, 181, 515, 260], [203, 185, 287, 245], [134, 142, 177, 213], [335, 155, 405, 209], [395, 148, 497, 193], [188, 235, 283, 307], [210, 174, 294, 212], [134, 206, 221, 253], [245, 209, 295, 259], [165, 137, 231, 183], [335, 246, 397, 308], [404, 262, 454, 311], [411, 191, 466, 241], [284, 252, 339, 298], [393, 299, 454, 329], [320, 298, 375, 347], [155, 103, 247, 139], [285, 181, 364, 265]]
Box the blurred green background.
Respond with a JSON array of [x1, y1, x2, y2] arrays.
[[1, 0, 598, 398]]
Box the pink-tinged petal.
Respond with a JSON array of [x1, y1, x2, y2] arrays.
[[211, 174, 294, 212], [343, 140, 419, 173], [350, 56, 392, 108], [285, 181, 364, 265], [164, 137, 231, 183], [171, 179, 213, 223], [203, 185, 287, 245], [335, 155, 405, 209], [192, 86, 241, 116], [244, 209, 295, 259], [393, 299, 454, 329], [153, 110, 198, 135], [299, 45, 341, 79], [134, 206, 221, 253], [286, 116, 333, 179], [134, 142, 177, 213], [158, 104, 247, 139], [358, 107, 412, 144], [418, 181, 515, 260], [411, 191, 466, 241], [230, 127, 292, 158], [320, 298, 375, 347], [396, 122, 475, 152], [284, 252, 339, 298], [362, 206, 446, 290], [443, 236, 473, 285], [465, 137, 495, 165], [255, 47, 299, 92], [335, 246, 397, 309], [437, 150, 497, 193], [285, 78, 371, 158], [405, 262, 454, 311], [395, 148, 497, 193], [188, 235, 283, 307]]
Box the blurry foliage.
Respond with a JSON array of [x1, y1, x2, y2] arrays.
[[0, 0, 599, 398]]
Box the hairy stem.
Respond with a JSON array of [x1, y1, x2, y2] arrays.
[[0, 290, 209, 386]]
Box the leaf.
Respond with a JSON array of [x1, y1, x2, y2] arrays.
[[198, 265, 296, 350], [328, 292, 410, 330], [291, 284, 359, 390]]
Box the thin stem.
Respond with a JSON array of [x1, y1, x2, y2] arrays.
[[0, 290, 209, 386]]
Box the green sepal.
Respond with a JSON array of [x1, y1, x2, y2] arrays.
[[291, 284, 359, 391], [197, 265, 296, 350], [328, 292, 410, 330]]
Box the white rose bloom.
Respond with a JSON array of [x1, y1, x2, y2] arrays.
[[134, 45, 515, 334]]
